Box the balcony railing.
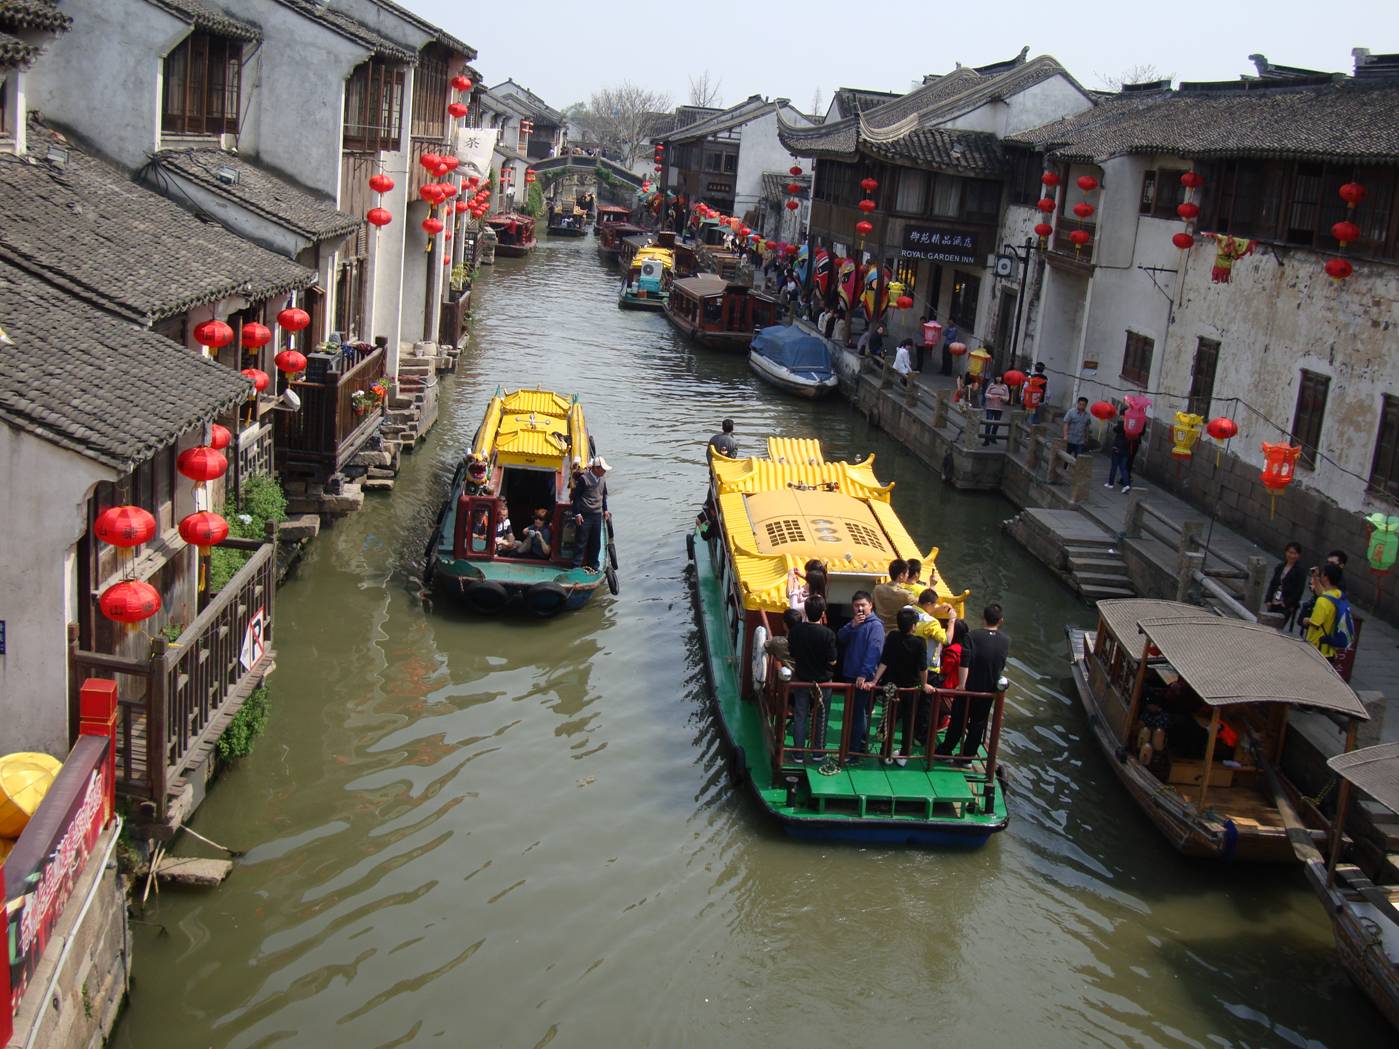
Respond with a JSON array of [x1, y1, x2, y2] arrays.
[[68, 535, 276, 827], [275, 345, 385, 473], [1051, 217, 1097, 261]]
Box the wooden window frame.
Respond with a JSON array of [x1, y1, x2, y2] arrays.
[[948, 271, 981, 331], [1370, 393, 1399, 501], [1186, 337, 1220, 418], [1291, 369, 1330, 472], [1121, 331, 1154, 386], [410, 44, 450, 141], [343, 59, 406, 153], [162, 31, 242, 136]]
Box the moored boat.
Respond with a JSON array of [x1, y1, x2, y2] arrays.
[[665, 275, 779, 350], [425, 388, 618, 616], [687, 436, 1007, 846], [594, 203, 631, 234], [618, 243, 673, 310], [748, 324, 839, 398], [546, 200, 589, 237], [1066, 599, 1370, 861], [486, 213, 537, 256], [597, 221, 647, 263]]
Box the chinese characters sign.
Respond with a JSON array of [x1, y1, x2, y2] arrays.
[[900, 226, 979, 266]]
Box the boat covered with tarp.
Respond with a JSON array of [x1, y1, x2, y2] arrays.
[[748, 324, 839, 397]]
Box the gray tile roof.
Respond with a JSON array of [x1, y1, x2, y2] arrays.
[[760, 170, 809, 202], [272, 0, 415, 62], [0, 258, 252, 469], [363, 0, 473, 57], [830, 87, 900, 120], [0, 120, 316, 323], [0, 0, 71, 32], [489, 80, 563, 124], [778, 115, 858, 157], [154, 148, 361, 242], [864, 56, 1081, 132], [1011, 79, 1399, 163], [143, 0, 260, 42], [862, 127, 1010, 177], [667, 95, 772, 143], [0, 28, 38, 66]]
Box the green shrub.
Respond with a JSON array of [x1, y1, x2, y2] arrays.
[[216, 686, 270, 762], [209, 475, 288, 594], [524, 182, 545, 218]]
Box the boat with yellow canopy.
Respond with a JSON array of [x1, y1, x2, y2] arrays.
[[425, 387, 617, 616], [686, 437, 1010, 845]]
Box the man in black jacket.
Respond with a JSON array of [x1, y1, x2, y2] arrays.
[[937, 603, 1009, 758], [571, 457, 610, 572]]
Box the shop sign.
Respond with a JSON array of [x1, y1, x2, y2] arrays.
[[900, 226, 979, 266]]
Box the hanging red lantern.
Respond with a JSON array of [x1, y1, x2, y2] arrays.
[[854, 219, 873, 237], [208, 423, 231, 450], [99, 580, 161, 624], [368, 173, 394, 194], [1324, 257, 1353, 280], [1090, 400, 1116, 421], [525, 171, 537, 184], [1034, 222, 1053, 239], [240, 368, 270, 392], [784, 243, 799, 256], [1003, 369, 1026, 387], [786, 199, 800, 210], [274, 349, 307, 374], [789, 165, 802, 177], [277, 307, 310, 332], [367, 207, 392, 227], [455, 200, 469, 214], [419, 184, 444, 204], [1179, 171, 1203, 190], [1171, 232, 1194, 250], [859, 177, 878, 193], [737, 225, 750, 237], [439, 183, 458, 198], [1176, 202, 1200, 220], [1076, 175, 1099, 192], [1331, 220, 1360, 247], [94, 505, 156, 548], [179, 511, 229, 553], [947, 341, 968, 356], [896, 294, 914, 310], [451, 75, 472, 92], [419, 153, 441, 171], [434, 161, 451, 177], [1206, 417, 1238, 441], [1069, 229, 1092, 248], [1339, 182, 1366, 207], [448, 101, 468, 119], [422, 217, 444, 236], [177, 445, 228, 482], [193, 319, 233, 350], [467, 176, 480, 189], [857, 198, 876, 214], [1260, 442, 1301, 491], [1072, 202, 1095, 219], [1036, 197, 1056, 213], [786, 182, 801, 195], [1041, 171, 1060, 187], [240, 322, 271, 349]]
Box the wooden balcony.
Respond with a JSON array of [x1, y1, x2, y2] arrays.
[[275, 344, 385, 475], [69, 536, 276, 832], [1050, 217, 1098, 268]]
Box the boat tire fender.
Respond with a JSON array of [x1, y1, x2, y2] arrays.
[[607, 540, 619, 570], [523, 582, 568, 617], [751, 625, 769, 687], [730, 745, 748, 786], [686, 531, 696, 561], [464, 580, 510, 616], [605, 565, 620, 596]]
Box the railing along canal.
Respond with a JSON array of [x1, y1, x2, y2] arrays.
[[276, 345, 386, 471]]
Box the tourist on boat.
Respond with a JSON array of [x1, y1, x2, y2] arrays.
[[837, 590, 884, 759], [495, 506, 517, 554], [1105, 418, 1134, 492], [1063, 397, 1092, 457], [786, 559, 828, 615], [571, 457, 611, 573], [938, 603, 1009, 758], [937, 617, 971, 734], [708, 419, 738, 458], [868, 607, 931, 767], [521, 508, 552, 559], [787, 595, 838, 762], [902, 558, 925, 597], [763, 608, 804, 672], [1303, 563, 1354, 659], [873, 559, 912, 630], [1265, 541, 1307, 630], [911, 590, 950, 746], [982, 374, 1011, 445]]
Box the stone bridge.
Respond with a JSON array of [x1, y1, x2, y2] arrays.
[[530, 153, 644, 189]]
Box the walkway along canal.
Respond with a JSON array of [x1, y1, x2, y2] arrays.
[[112, 235, 1392, 1048]]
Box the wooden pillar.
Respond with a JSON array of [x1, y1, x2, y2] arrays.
[[1122, 639, 1152, 746], [1327, 718, 1360, 887], [148, 637, 169, 819], [79, 678, 119, 824], [1197, 706, 1222, 810]]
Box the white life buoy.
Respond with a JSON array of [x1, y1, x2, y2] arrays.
[[751, 624, 769, 687]]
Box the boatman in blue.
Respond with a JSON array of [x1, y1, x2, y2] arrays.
[[571, 456, 610, 573], [837, 589, 884, 761]]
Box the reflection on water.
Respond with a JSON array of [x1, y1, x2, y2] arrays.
[[112, 236, 1390, 1049]]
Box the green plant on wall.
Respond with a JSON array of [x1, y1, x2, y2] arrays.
[[208, 474, 288, 593], [593, 162, 614, 186], [216, 685, 270, 762], [523, 181, 545, 218]]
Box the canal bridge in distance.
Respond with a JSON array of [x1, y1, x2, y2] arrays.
[[530, 154, 645, 189]]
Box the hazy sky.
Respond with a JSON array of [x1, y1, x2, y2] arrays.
[[413, 0, 1397, 114]]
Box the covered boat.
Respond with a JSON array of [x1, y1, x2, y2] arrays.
[[486, 212, 537, 256], [748, 324, 839, 397], [597, 221, 647, 263], [546, 200, 588, 237], [594, 203, 632, 234], [687, 437, 1007, 847], [425, 388, 618, 616], [665, 276, 779, 350], [618, 244, 673, 310], [1066, 599, 1370, 861]]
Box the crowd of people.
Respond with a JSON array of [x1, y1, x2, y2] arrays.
[[1264, 544, 1357, 666]]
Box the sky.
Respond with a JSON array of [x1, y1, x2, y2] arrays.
[[412, 0, 1398, 114]]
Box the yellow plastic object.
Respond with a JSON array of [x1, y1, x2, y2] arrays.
[[0, 837, 14, 864], [0, 752, 63, 838], [1170, 412, 1204, 459]]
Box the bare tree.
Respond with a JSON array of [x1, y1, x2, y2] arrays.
[[572, 83, 672, 168], [1097, 63, 1170, 90], [810, 87, 824, 118], [688, 70, 722, 108]]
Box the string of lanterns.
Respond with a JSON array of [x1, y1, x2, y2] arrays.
[[1034, 172, 1057, 247], [1325, 181, 1366, 281], [1068, 174, 1097, 255], [854, 175, 877, 242], [1171, 171, 1203, 251], [786, 163, 802, 212]]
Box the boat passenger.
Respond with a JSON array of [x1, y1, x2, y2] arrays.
[[787, 595, 837, 762], [938, 603, 1009, 758], [868, 607, 931, 767], [902, 558, 924, 598], [571, 456, 611, 573], [763, 607, 804, 672], [837, 590, 884, 760], [911, 590, 950, 745], [494, 505, 517, 554], [872, 558, 911, 631], [937, 618, 970, 733], [708, 419, 738, 458], [521, 508, 552, 559]]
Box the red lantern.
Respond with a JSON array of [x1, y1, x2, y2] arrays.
[[1076, 175, 1099, 192], [467, 176, 480, 189], [94, 505, 156, 548], [179, 511, 229, 553], [239, 322, 271, 349], [765, 239, 777, 251], [1072, 202, 1094, 219], [654, 164, 663, 172], [451, 75, 472, 92], [209, 423, 231, 450], [1034, 222, 1053, 239], [448, 101, 468, 119], [1172, 232, 1194, 250], [784, 244, 799, 256], [1069, 229, 1091, 248], [654, 144, 665, 153], [455, 201, 469, 214], [1339, 182, 1366, 207], [1180, 171, 1203, 190], [790, 165, 802, 177], [1206, 417, 1238, 441], [1176, 202, 1200, 220], [434, 161, 450, 177], [1260, 442, 1301, 491], [857, 198, 876, 214], [240, 367, 270, 393], [177, 445, 228, 482], [786, 182, 801, 195], [193, 319, 233, 349], [890, 295, 909, 309], [854, 219, 873, 237], [947, 341, 967, 356], [1331, 220, 1360, 247], [859, 177, 878, 193], [368, 173, 394, 193], [367, 207, 392, 227], [419, 184, 444, 204], [419, 153, 441, 171], [1324, 257, 1353, 280], [439, 183, 458, 198], [99, 580, 161, 624], [277, 307, 310, 332], [1003, 369, 1026, 387], [1036, 197, 1056, 213], [423, 217, 444, 236], [786, 199, 800, 210], [525, 171, 537, 184], [274, 349, 307, 374], [1090, 400, 1116, 421], [1041, 171, 1060, 187]]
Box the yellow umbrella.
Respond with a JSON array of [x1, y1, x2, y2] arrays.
[[0, 752, 63, 838]]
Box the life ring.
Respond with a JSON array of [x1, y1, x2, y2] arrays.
[[751, 624, 769, 687], [522, 582, 568, 617], [463, 580, 509, 615], [605, 565, 620, 596]]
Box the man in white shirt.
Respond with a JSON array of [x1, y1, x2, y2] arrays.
[[892, 339, 913, 385]]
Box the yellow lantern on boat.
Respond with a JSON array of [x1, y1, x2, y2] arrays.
[[0, 751, 62, 838], [1170, 411, 1205, 459]]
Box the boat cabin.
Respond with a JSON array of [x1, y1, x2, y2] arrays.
[[486, 213, 537, 255], [697, 244, 743, 280], [619, 244, 673, 309], [666, 275, 779, 349], [594, 204, 632, 231], [598, 221, 648, 259]]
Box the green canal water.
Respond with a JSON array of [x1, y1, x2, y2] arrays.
[[112, 236, 1390, 1048]]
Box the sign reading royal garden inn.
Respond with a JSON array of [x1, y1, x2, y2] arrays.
[[900, 225, 980, 267]]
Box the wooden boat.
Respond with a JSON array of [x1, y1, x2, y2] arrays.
[[597, 221, 646, 262], [665, 275, 779, 350], [749, 324, 839, 398], [618, 244, 673, 310], [1304, 743, 1399, 1030], [686, 436, 1007, 847], [696, 244, 743, 280], [1066, 599, 1369, 861], [546, 201, 588, 237], [485, 213, 536, 256], [424, 388, 618, 615], [594, 204, 632, 234]]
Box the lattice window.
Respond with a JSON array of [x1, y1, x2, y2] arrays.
[[764, 519, 806, 546]]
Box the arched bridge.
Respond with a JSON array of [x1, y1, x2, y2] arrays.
[[530, 153, 645, 188]]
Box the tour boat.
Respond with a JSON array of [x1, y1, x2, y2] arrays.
[[748, 324, 839, 398], [1304, 744, 1399, 1030], [1066, 599, 1369, 861], [424, 387, 617, 616], [618, 244, 673, 310], [664, 275, 780, 351], [594, 204, 632, 234], [546, 202, 588, 237], [486, 213, 537, 257], [686, 436, 1008, 847], [597, 221, 646, 263]]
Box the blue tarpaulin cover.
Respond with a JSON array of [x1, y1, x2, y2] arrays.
[[751, 325, 835, 379]]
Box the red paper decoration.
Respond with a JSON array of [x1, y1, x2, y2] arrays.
[[419, 153, 442, 171], [1041, 171, 1060, 187], [368, 173, 394, 193], [367, 207, 392, 227], [179, 511, 229, 552], [1324, 257, 1353, 280], [1172, 232, 1194, 250], [177, 445, 227, 481], [947, 342, 967, 356], [274, 349, 307, 374], [1036, 198, 1056, 213], [1034, 222, 1053, 239], [1206, 417, 1238, 441], [1331, 220, 1360, 247], [194, 319, 233, 349], [786, 199, 799, 210], [239, 322, 271, 349], [859, 177, 878, 193], [420, 184, 445, 204], [1090, 400, 1116, 421], [1260, 442, 1301, 491], [1003, 370, 1026, 387], [854, 219, 873, 237], [1180, 171, 1203, 190], [240, 368, 270, 392], [277, 308, 310, 332], [94, 505, 156, 547], [455, 201, 469, 214], [789, 165, 802, 177], [451, 75, 472, 92], [1076, 175, 1099, 192], [786, 182, 801, 195], [208, 423, 231, 450], [1069, 229, 1091, 248], [1339, 182, 1366, 207], [896, 295, 914, 310], [100, 580, 161, 624], [1072, 202, 1095, 219], [423, 217, 444, 235], [857, 198, 876, 213], [1176, 202, 1200, 220], [448, 102, 468, 118]]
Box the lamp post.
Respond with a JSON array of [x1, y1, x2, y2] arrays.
[[999, 237, 1036, 373]]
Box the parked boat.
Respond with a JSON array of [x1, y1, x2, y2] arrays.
[[1066, 599, 1369, 861], [486, 213, 537, 256], [665, 276, 779, 350], [546, 201, 588, 237], [594, 204, 632, 234], [686, 436, 1006, 846], [424, 388, 618, 616], [597, 221, 646, 263], [748, 324, 839, 397], [618, 244, 673, 310], [1304, 743, 1399, 1030]]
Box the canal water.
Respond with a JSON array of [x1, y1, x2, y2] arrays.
[[114, 235, 1389, 1049]]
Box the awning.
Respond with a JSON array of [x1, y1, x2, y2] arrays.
[[1329, 743, 1399, 813]]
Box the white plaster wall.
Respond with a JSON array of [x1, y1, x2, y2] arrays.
[[329, 0, 431, 51], [734, 107, 810, 220], [1, 67, 26, 154], [0, 429, 112, 756], [942, 75, 1093, 137], [399, 198, 432, 343]]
